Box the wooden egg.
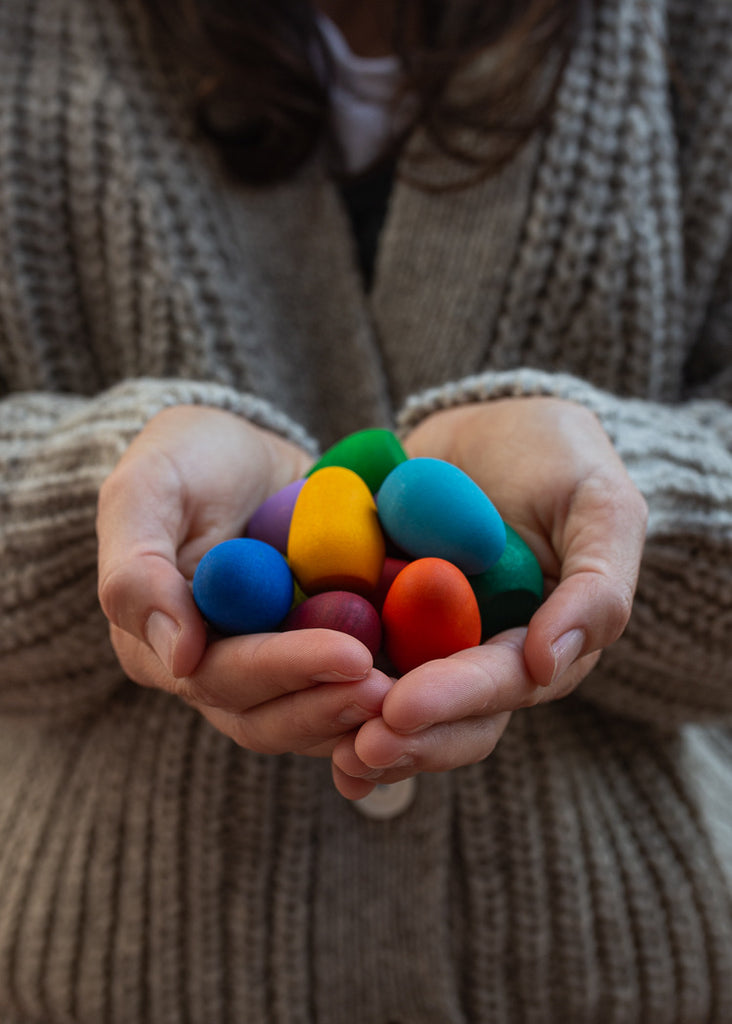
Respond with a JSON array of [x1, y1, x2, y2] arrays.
[[287, 466, 385, 595], [470, 524, 544, 639], [381, 557, 482, 674], [245, 479, 305, 553], [377, 458, 506, 575], [192, 538, 294, 635], [282, 591, 382, 657], [291, 578, 308, 610], [370, 556, 410, 613], [306, 428, 408, 493]]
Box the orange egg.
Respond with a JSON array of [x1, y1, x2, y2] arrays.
[[381, 557, 482, 674], [287, 466, 385, 595]]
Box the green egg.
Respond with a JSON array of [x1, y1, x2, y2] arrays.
[[470, 524, 544, 640], [307, 428, 407, 494]]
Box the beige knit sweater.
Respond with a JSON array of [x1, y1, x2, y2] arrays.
[[1, 0, 732, 1021]]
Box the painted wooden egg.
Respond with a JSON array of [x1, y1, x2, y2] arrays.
[[307, 428, 408, 493], [192, 537, 294, 635], [245, 479, 305, 553], [376, 458, 506, 575], [370, 555, 410, 614], [470, 524, 544, 639], [281, 591, 382, 657], [381, 557, 482, 674], [287, 466, 385, 595]]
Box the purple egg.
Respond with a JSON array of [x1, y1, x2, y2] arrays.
[[281, 591, 382, 657], [245, 479, 305, 553]]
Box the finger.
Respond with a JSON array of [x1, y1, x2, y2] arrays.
[[331, 760, 379, 801], [524, 470, 647, 686], [332, 710, 513, 781], [375, 629, 599, 734], [195, 668, 392, 755], [111, 625, 392, 754], [379, 630, 531, 735], [101, 550, 207, 680], [112, 625, 377, 707], [331, 643, 598, 785], [185, 629, 376, 710]]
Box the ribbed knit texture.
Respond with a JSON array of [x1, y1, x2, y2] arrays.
[[0, 0, 731, 1021]]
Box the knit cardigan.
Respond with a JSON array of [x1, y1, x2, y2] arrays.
[[1, 0, 732, 1021]]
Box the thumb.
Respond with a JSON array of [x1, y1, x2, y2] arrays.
[[99, 551, 207, 679], [523, 473, 647, 687], [96, 460, 208, 679]]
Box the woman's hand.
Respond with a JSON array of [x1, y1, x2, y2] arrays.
[[97, 406, 392, 756], [331, 397, 648, 798]]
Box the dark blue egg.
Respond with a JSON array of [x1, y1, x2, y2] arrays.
[[377, 457, 506, 575], [192, 538, 294, 635]]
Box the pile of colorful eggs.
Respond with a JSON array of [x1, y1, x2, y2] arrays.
[[192, 428, 544, 675]]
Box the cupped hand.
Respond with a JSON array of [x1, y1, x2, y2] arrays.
[[97, 406, 392, 756], [331, 397, 648, 798]]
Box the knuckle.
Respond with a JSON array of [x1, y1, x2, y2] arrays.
[[97, 562, 131, 624], [180, 673, 219, 710], [281, 698, 329, 746], [198, 704, 277, 755], [97, 463, 133, 523], [96, 467, 118, 511], [517, 686, 543, 710], [602, 580, 636, 640], [577, 470, 625, 518], [99, 552, 178, 637], [633, 489, 650, 533], [230, 720, 272, 754], [109, 623, 168, 691]]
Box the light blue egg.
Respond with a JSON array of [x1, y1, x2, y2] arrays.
[[376, 458, 506, 575], [192, 538, 294, 635]]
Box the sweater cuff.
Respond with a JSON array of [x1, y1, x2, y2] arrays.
[[396, 367, 625, 436], [92, 376, 320, 458]]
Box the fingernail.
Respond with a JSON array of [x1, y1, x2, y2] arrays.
[[550, 628, 585, 685], [311, 669, 368, 683], [341, 763, 384, 780], [337, 704, 373, 726], [146, 611, 180, 673], [399, 721, 433, 735], [380, 754, 415, 771]]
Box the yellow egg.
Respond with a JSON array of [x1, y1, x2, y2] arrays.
[[287, 466, 385, 595]]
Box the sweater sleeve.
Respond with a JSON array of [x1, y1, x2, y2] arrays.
[[0, 379, 317, 719], [396, 364, 732, 728]]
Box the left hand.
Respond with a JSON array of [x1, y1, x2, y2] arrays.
[[97, 406, 392, 758], [331, 397, 648, 799]]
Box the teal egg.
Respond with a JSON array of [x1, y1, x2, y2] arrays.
[[376, 458, 506, 575]]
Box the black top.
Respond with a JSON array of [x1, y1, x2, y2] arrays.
[[336, 157, 396, 290]]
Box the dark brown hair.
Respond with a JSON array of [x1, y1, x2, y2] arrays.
[[143, 0, 586, 187]]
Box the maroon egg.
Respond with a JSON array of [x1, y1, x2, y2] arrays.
[[370, 556, 410, 613], [281, 590, 382, 657]]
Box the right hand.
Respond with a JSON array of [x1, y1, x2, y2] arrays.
[[96, 406, 392, 756]]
